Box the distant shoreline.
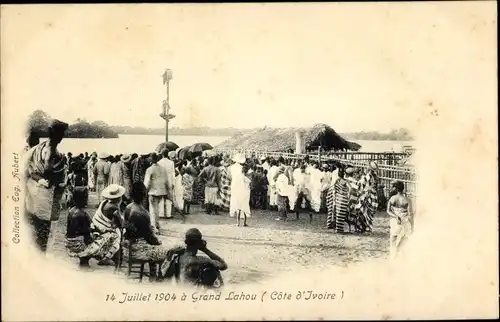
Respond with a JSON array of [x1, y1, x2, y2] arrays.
[[115, 133, 414, 141], [53, 132, 414, 141]]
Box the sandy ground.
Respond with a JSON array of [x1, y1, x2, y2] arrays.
[[47, 192, 390, 285]]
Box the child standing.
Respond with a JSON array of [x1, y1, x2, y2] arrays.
[[182, 167, 196, 215], [65, 190, 93, 268]]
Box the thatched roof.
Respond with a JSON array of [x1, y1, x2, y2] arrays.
[[216, 123, 361, 152]]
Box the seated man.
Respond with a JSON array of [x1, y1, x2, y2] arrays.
[[162, 228, 227, 288], [124, 182, 170, 281]]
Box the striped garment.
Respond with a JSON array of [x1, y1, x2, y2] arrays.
[[346, 177, 361, 209], [217, 166, 231, 210], [326, 187, 335, 229], [65, 236, 88, 257], [353, 172, 379, 232], [24, 141, 66, 221], [84, 201, 122, 261], [78, 231, 121, 261], [92, 201, 116, 233], [326, 178, 350, 233], [25, 140, 66, 184], [128, 238, 169, 262], [182, 173, 195, 201]]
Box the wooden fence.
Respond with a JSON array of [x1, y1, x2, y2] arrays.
[[214, 148, 410, 166], [214, 148, 417, 200]]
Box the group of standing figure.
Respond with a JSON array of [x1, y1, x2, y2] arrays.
[[23, 120, 413, 265]]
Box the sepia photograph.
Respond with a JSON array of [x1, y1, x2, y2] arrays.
[[1, 2, 498, 321]]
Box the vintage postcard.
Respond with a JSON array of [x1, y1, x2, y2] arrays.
[[1, 2, 498, 321]]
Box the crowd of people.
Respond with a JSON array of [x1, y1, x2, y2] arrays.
[[23, 119, 413, 287], [58, 149, 390, 231]]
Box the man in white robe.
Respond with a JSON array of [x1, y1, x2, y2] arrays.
[[157, 148, 175, 218], [229, 154, 251, 226]]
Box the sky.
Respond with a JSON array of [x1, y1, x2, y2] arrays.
[[1, 2, 496, 133]]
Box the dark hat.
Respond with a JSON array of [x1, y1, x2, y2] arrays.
[[48, 119, 69, 131]]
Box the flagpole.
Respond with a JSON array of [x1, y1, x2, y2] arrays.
[[166, 77, 170, 142], [162, 68, 173, 142]]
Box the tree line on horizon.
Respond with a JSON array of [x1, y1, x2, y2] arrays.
[[26, 110, 119, 139], [341, 128, 414, 141], [26, 110, 413, 141]]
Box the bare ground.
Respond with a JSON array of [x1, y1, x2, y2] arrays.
[[47, 192, 390, 285]]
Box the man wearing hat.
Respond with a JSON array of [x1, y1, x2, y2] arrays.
[[157, 148, 175, 219], [88, 184, 125, 266], [93, 152, 111, 203], [24, 119, 69, 252]]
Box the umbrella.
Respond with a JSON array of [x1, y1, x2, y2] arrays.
[[177, 146, 192, 160], [155, 141, 179, 153], [188, 143, 213, 153]]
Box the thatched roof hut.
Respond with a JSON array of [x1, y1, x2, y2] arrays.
[[216, 123, 361, 152]]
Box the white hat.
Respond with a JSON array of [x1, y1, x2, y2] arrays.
[[231, 153, 246, 164], [168, 151, 177, 159], [101, 184, 125, 200], [98, 152, 110, 159], [260, 156, 266, 161], [121, 154, 131, 162]]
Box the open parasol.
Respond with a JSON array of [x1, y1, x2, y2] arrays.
[[155, 141, 179, 153], [188, 142, 213, 153], [177, 146, 192, 160]]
